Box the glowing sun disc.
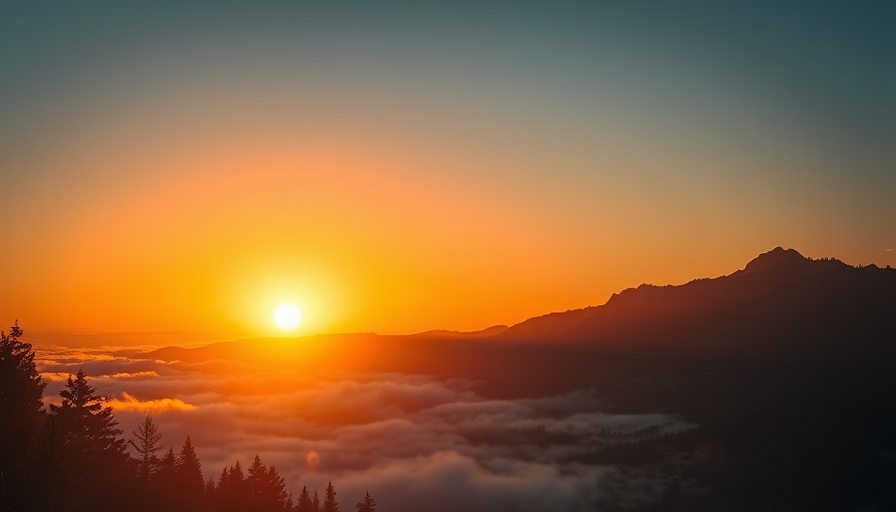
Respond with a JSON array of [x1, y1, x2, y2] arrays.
[[273, 303, 302, 329]]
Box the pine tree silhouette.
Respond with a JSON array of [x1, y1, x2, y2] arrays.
[[215, 460, 248, 512], [176, 436, 205, 512], [246, 454, 289, 512], [355, 491, 376, 512], [48, 369, 127, 511], [312, 488, 322, 512], [154, 448, 178, 511], [128, 415, 162, 486], [0, 322, 46, 512], [297, 485, 313, 512], [323, 480, 339, 512]]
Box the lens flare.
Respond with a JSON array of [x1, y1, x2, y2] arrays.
[[306, 450, 320, 469]]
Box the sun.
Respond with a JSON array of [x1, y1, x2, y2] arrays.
[[273, 302, 303, 330]]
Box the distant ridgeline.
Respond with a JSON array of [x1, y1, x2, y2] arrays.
[[144, 246, 896, 391], [499, 246, 894, 352]]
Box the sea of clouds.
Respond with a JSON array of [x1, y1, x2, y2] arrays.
[[35, 343, 691, 512]]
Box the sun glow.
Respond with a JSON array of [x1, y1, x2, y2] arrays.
[[273, 303, 303, 330]]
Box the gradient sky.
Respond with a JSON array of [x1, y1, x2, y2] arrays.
[[2, 1, 894, 340]]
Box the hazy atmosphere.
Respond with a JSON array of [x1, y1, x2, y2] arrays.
[[2, 1, 894, 340], [2, 2, 895, 512]]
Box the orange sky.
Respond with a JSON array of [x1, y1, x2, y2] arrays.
[[4, 108, 890, 341], [2, 3, 894, 343]]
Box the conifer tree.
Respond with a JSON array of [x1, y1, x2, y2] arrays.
[[297, 485, 313, 512], [203, 477, 217, 512], [128, 415, 162, 485], [48, 369, 128, 511], [154, 448, 178, 511], [215, 461, 247, 512], [51, 370, 125, 452], [355, 491, 376, 512], [267, 464, 289, 511], [246, 454, 289, 512], [0, 322, 46, 512], [127, 415, 163, 512], [323, 480, 339, 512], [247, 454, 267, 499], [214, 466, 231, 512], [312, 488, 322, 512], [176, 435, 205, 512]]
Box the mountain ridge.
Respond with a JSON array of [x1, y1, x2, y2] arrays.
[[498, 246, 867, 343], [141, 247, 893, 360]]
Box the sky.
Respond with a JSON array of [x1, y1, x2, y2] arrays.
[[2, 1, 894, 340]]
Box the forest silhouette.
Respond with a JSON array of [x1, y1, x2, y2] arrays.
[[0, 323, 376, 512], [2, 248, 896, 510]]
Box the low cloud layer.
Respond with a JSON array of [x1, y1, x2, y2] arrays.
[[107, 391, 197, 412], [34, 342, 690, 511]]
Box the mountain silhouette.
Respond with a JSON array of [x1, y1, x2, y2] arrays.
[[141, 246, 896, 398], [495, 307, 598, 341], [499, 246, 861, 345], [136, 247, 896, 509], [499, 247, 896, 350]]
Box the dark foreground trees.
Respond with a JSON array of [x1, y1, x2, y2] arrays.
[[356, 491, 376, 512], [155, 447, 179, 511], [129, 415, 163, 486], [0, 322, 46, 512], [296, 485, 314, 512], [0, 324, 377, 512], [47, 369, 129, 511], [247, 454, 289, 512], [176, 436, 205, 512], [324, 480, 340, 512]]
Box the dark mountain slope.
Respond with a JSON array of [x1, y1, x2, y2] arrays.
[[496, 306, 597, 341], [497, 247, 892, 356], [575, 255, 892, 354]]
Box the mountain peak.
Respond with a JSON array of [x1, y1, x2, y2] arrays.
[[742, 247, 807, 273]]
